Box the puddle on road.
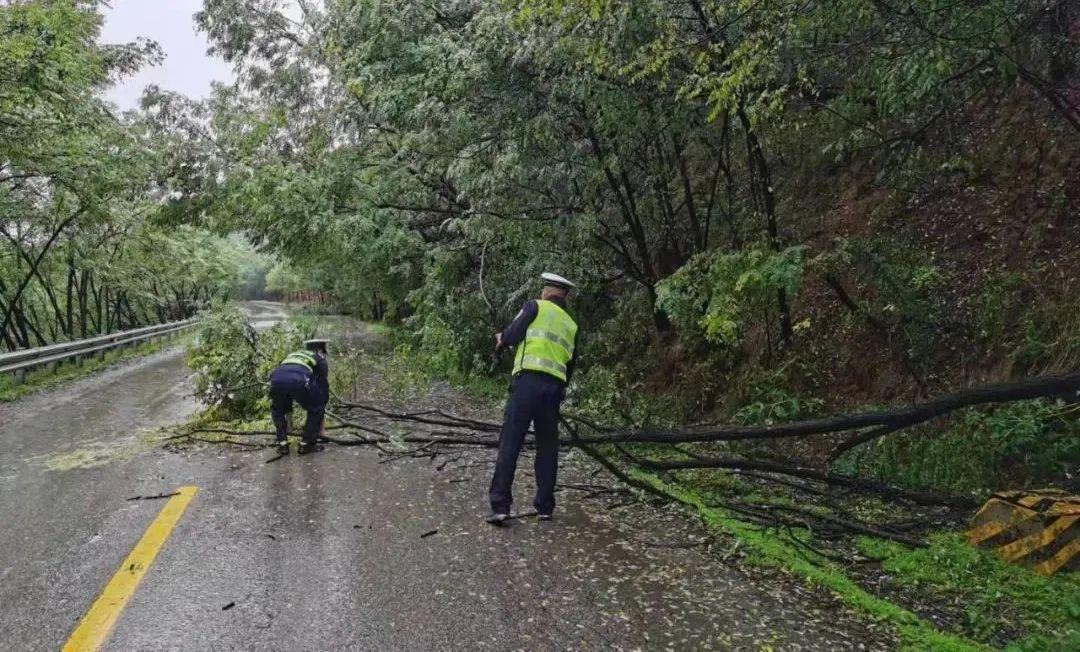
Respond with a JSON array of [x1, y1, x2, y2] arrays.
[[34, 427, 172, 471], [41, 445, 135, 471], [1, 348, 199, 476]]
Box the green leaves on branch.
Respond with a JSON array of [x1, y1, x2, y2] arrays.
[[0, 1, 247, 350], [657, 245, 806, 346], [186, 306, 307, 420]]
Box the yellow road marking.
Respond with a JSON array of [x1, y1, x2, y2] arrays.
[[63, 486, 198, 652]]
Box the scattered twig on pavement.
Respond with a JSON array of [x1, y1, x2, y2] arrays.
[[506, 510, 538, 521], [167, 382, 988, 563], [640, 536, 713, 549], [721, 539, 742, 562], [126, 491, 180, 501]]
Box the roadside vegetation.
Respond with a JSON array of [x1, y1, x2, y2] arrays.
[[858, 534, 1080, 651], [5, 1, 1079, 650], [0, 2, 265, 353]]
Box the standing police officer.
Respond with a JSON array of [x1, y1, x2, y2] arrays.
[[487, 273, 579, 525], [269, 338, 330, 455]]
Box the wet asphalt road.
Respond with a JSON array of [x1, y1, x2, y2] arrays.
[[0, 303, 897, 651]]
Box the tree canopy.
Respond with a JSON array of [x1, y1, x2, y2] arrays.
[[168, 0, 1077, 414], [5, 0, 1077, 420], [0, 1, 253, 350]]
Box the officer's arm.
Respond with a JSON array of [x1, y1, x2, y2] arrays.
[[564, 331, 579, 386], [314, 356, 330, 396], [498, 300, 537, 349]]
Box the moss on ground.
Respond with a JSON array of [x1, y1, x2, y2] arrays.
[[858, 534, 1080, 651], [635, 467, 1080, 651], [630, 469, 988, 652]]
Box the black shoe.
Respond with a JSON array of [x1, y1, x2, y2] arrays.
[[485, 512, 510, 526], [275, 440, 290, 455], [297, 442, 324, 455]]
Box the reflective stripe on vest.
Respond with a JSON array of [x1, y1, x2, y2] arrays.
[[513, 300, 577, 382], [281, 350, 317, 372]]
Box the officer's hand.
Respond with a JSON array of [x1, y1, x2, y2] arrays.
[[493, 332, 503, 350]]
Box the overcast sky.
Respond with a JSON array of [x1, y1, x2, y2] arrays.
[[100, 0, 234, 111]]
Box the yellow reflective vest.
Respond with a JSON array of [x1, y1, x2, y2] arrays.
[[281, 350, 317, 372], [513, 299, 578, 382]]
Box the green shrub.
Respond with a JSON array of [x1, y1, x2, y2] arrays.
[[733, 366, 825, 425], [185, 306, 310, 420], [839, 400, 1080, 495], [1012, 318, 1053, 371], [974, 271, 1025, 345], [832, 237, 948, 370], [656, 245, 806, 347]]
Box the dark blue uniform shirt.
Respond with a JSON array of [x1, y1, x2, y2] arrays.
[[274, 352, 329, 397]]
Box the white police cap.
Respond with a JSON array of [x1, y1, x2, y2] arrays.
[[540, 272, 576, 290], [304, 338, 330, 351]]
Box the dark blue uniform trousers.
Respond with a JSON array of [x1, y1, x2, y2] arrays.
[[489, 371, 563, 516], [269, 366, 326, 444]]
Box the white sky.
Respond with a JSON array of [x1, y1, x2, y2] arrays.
[[100, 0, 234, 111]]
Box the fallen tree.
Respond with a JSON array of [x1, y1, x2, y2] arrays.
[[167, 370, 1078, 551], [638, 456, 977, 509], [555, 371, 1080, 452]]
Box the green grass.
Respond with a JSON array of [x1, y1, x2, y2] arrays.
[[366, 322, 398, 338], [858, 534, 1080, 651], [630, 468, 987, 652], [0, 335, 188, 402]]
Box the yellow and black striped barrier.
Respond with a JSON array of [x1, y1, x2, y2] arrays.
[[967, 489, 1079, 576]]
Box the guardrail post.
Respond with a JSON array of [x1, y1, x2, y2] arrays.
[[13, 369, 25, 386]]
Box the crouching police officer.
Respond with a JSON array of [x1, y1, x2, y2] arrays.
[[487, 273, 579, 525], [269, 338, 330, 455]]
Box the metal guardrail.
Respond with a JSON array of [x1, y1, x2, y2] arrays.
[[0, 318, 196, 382]]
